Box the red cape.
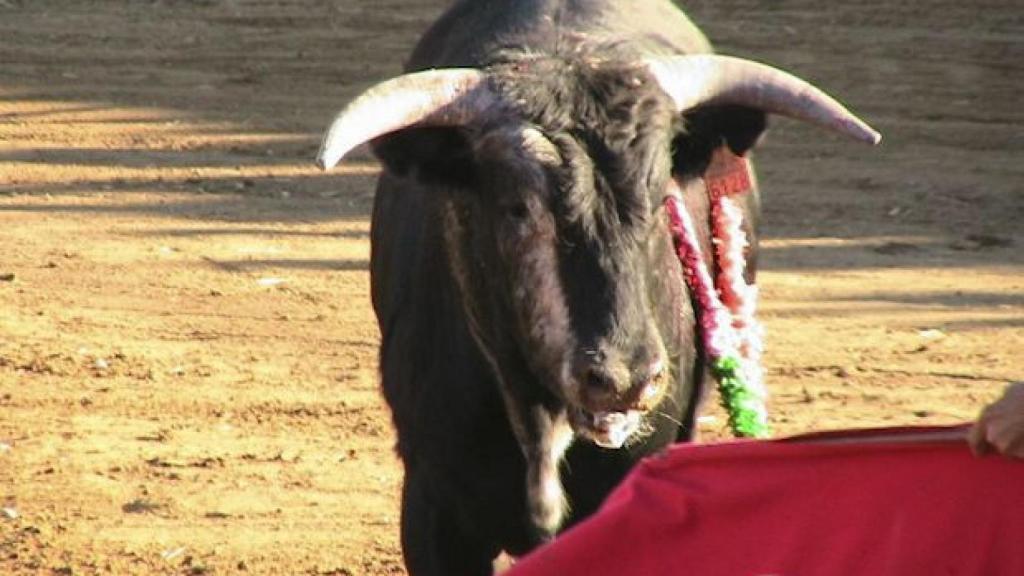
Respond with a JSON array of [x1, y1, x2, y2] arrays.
[[508, 425, 1024, 576]]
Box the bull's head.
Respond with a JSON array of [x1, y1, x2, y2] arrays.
[[318, 54, 879, 448]]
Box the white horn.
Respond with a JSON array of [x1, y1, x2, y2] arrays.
[[645, 55, 881, 145], [317, 68, 496, 169]]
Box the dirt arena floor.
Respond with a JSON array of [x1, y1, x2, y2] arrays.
[[1, 0, 1021, 574]]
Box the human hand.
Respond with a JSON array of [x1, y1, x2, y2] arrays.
[[968, 381, 1024, 458]]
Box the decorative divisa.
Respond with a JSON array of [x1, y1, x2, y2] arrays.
[[664, 149, 770, 438]]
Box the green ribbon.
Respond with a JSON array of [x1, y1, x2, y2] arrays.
[[711, 356, 770, 438]]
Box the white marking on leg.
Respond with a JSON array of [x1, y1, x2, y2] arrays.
[[527, 411, 574, 534]]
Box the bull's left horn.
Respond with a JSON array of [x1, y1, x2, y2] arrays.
[[317, 68, 495, 169], [645, 55, 881, 145]]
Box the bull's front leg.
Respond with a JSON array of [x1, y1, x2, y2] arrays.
[[523, 405, 575, 537], [500, 386, 575, 541]]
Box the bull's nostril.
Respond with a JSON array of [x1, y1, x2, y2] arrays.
[[633, 357, 666, 405], [632, 358, 665, 388], [648, 358, 666, 382], [573, 350, 665, 407], [582, 366, 620, 395]]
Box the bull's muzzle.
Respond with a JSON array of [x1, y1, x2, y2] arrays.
[[572, 353, 666, 412], [568, 349, 668, 448]]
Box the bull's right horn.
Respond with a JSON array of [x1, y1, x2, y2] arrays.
[[645, 55, 882, 145], [317, 68, 496, 170]]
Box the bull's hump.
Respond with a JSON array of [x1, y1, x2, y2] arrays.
[[408, 0, 711, 71]]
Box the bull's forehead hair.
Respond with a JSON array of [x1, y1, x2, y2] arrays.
[[486, 53, 676, 239], [487, 52, 675, 138]]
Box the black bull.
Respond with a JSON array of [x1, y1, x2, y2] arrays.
[[316, 1, 879, 573]]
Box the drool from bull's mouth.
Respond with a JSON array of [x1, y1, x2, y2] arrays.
[[570, 408, 644, 449], [567, 379, 664, 448]]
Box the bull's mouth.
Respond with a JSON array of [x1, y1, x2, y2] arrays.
[[566, 371, 666, 449], [569, 407, 644, 449]]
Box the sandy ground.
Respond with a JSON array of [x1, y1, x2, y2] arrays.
[[1, 0, 1021, 574]]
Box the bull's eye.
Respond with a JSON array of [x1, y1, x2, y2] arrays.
[[499, 201, 530, 220]]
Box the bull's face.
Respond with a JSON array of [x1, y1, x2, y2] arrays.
[[449, 94, 677, 446], [317, 52, 880, 448], [433, 65, 683, 447]]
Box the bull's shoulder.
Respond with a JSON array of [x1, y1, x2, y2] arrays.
[[565, 0, 711, 55], [406, 0, 711, 70], [368, 174, 433, 325]]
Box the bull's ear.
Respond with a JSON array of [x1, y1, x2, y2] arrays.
[[369, 127, 479, 189], [672, 105, 766, 177], [708, 105, 767, 156]]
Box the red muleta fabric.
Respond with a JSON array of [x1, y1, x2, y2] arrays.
[[507, 425, 1024, 576]]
